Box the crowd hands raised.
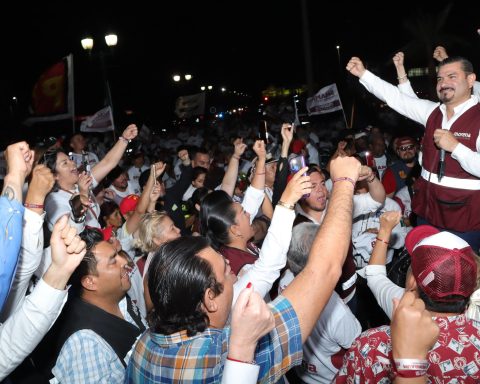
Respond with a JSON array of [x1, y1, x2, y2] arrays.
[[0, 43, 479, 384]]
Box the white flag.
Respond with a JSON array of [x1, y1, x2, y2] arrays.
[[174, 92, 205, 118], [306, 83, 343, 115], [80, 106, 114, 133]]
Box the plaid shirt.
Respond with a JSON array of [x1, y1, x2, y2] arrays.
[[125, 295, 302, 383]]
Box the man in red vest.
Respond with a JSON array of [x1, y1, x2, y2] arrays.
[[346, 55, 480, 252]]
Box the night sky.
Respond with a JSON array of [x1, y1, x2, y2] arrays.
[[1, 0, 479, 131]]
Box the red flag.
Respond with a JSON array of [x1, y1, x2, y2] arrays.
[[32, 60, 67, 115], [24, 54, 74, 125]]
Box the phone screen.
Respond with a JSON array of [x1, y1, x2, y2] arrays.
[[288, 155, 306, 174]]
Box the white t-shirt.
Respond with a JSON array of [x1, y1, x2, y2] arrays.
[[374, 154, 387, 180], [128, 165, 149, 193], [278, 270, 361, 383]]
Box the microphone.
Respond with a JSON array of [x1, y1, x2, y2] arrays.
[[438, 148, 445, 182]]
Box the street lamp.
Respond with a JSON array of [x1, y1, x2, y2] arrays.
[[80, 33, 118, 115], [336, 45, 341, 67]]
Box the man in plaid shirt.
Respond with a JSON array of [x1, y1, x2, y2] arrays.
[[125, 156, 363, 383]]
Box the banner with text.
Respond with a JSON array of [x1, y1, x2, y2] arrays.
[[306, 83, 343, 115], [80, 106, 114, 133]]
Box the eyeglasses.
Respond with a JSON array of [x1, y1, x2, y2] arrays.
[[398, 144, 415, 152]]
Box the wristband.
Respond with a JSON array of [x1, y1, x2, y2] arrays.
[[277, 201, 295, 210], [119, 136, 131, 144], [367, 175, 376, 183], [376, 237, 389, 246], [397, 74, 408, 81], [24, 202, 44, 209], [333, 177, 356, 188], [227, 356, 256, 365], [395, 359, 429, 378]]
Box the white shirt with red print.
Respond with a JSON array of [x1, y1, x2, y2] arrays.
[[335, 313, 480, 383]]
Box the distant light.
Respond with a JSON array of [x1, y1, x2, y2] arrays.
[[207, 85, 213, 90], [173, 75, 181, 82], [263, 96, 269, 102], [195, 118, 200, 123], [233, 109, 237, 113], [12, 96, 17, 101], [221, 87, 226, 92], [218, 112, 224, 119], [161, 128, 167, 132], [185, 74, 192, 80], [81, 37, 94, 51], [336, 45, 340, 49], [105, 34, 118, 47], [200, 86, 206, 91]]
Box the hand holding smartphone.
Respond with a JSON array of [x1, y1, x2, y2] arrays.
[[288, 155, 307, 175]]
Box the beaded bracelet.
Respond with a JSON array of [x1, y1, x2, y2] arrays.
[[119, 136, 131, 144], [332, 177, 356, 188], [397, 74, 408, 81]]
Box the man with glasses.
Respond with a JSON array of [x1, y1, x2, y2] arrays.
[[347, 56, 480, 251], [381, 136, 419, 198]]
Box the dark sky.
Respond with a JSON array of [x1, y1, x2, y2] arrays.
[[1, 0, 479, 126]]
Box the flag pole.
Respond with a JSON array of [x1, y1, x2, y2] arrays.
[[69, 54, 76, 135], [349, 100, 355, 129]]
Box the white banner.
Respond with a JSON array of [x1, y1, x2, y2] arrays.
[[80, 106, 114, 133], [306, 83, 343, 115], [174, 92, 205, 118]]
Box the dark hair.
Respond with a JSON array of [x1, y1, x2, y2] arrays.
[[69, 228, 103, 295], [418, 286, 469, 314], [199, 190, 236, 249], [190, 187, 210, 209], [105, 165, 126, 188], [147, 236, 222, 336], [138, 169, 150, 192], [99, 200, 121, 228], [192, 166, 208, 182], [439, 56, 474, 75], [37, 148, 67, 192]]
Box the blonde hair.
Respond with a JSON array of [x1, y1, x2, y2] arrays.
[[134, 211, 171, 253]]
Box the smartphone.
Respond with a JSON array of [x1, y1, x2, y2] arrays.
[[258, 120, 269, 144], [359, 151, 375, 168], [288, 155, 306, 175], [289, 155, 309, 198]]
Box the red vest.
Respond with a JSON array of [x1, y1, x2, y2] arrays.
[[412, 104, 480, 231], [219, 243, 259, 275]]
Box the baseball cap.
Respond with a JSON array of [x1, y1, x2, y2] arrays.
[[100, 226, 114, 242], [265, 151, 278, 165], [291, 139, 305, 155], [119, 194, 140, 216], [406, 225, 477, 301]]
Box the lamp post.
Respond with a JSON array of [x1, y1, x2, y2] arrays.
[[80, 33, 117, 120]]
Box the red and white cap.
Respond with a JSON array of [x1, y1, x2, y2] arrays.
[[405, 225, 477, 301]]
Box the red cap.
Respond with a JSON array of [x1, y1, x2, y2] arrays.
[[119, 194, 140, 215], [290, 139, 305, 155], [406, 225, 477, 301], [100, 226, 114, 241]]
